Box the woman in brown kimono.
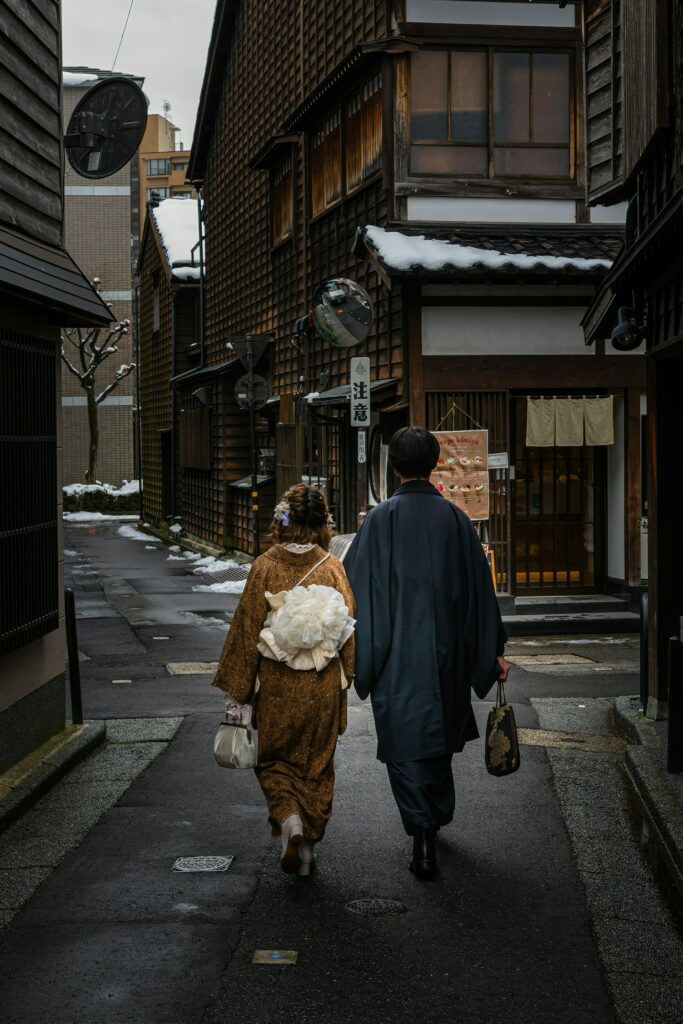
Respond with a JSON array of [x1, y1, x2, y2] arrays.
[[212, 484, 355, 877]]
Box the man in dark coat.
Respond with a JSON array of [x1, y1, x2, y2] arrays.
[[344, 426, 509, 877]]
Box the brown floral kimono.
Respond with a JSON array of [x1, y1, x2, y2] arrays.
[[212, 544, 355, 843]]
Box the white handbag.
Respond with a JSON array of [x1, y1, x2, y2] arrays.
[[213, 719, 257, 769]]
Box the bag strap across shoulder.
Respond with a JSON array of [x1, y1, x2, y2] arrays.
[[296, 552, 330, 588]]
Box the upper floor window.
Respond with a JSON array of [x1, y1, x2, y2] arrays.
[[410, 49, 572, 179], [172, 162, 189, 172], [309, 73, 384, 217], [346, 72, 383, 192], [272, 153, 294, 245], [147, 186, 171, 201], [311, 111, 342, 217], [146, 158, 172, 176]]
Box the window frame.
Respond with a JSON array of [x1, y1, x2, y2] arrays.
[[407, 45, 577, 184], [146, 158, 172, 176], [308, 69, 385, 222], [270, 151, 295, 247]]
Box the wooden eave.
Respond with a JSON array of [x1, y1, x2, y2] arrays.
[[187, 0, 241, 183], [281, 37, 419, 133], [249, 134, 299, 171], [0, 225, 115, 327]]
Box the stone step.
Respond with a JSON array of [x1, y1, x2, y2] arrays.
[[503, 610, 641, 637], [513, 595, 632, 616]]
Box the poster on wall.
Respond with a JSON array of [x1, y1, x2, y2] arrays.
[[430, 430, 489, 521]]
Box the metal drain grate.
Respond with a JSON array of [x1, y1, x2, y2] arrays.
[[345, 898, 407, 917], [203, 564, 251, 583]]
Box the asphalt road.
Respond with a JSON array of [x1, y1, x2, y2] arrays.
[[1, 519, 677, 1024]]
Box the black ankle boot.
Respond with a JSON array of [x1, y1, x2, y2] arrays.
[[409, 827, 436, 878]]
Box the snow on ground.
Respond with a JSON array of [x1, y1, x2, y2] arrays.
[[165, 548, 249, 580], [64, 512, 138, 523], [365, 225, 613, 274], [151, 199, 201, 281], [116, 524, 150, 541], [64, 480, 140, 497], [169, 523, 183, 535], [192, 580, 247, 595]]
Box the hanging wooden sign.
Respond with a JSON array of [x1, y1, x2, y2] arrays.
[[430, 430, 489, 521]]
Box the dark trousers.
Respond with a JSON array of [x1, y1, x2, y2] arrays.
[[386, 755, 455, 836]]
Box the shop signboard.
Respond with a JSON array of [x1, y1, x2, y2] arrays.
[[431, 430, 489, 521]]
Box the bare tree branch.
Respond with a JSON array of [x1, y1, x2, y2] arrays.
[[95, 362, 136, 404]]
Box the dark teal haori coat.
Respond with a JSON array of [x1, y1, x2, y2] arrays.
[[344, 481, 506, 764]]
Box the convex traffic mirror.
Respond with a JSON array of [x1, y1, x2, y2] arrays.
[[312, 278, 373, 349]]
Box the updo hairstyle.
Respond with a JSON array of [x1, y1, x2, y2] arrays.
[[270, 483, 333, 549]]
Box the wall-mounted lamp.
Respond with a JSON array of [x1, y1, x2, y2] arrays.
[[610, 307, 645, 352], [192, 386, 211, 406]]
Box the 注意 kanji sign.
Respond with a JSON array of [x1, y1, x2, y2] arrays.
[[350, 357, 370, 427]]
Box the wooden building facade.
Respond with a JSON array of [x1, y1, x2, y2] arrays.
[[0, 0, 112, 768], [581, 0, 682, 713], [174, 0, 643, 600]]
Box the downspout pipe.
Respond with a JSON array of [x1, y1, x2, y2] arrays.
[[170, 288, 177, 518]]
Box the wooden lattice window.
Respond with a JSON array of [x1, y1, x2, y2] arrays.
[[311, 110, 342, 216], [271, 153, 294, 245], [180, 407, 211, 469], [346, 72, 383, 192], [410, 49, 573, 179]]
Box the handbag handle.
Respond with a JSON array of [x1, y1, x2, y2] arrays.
[[495, 679, 507, 707]]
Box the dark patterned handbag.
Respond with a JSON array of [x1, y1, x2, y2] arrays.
[[485, 680, 520, 777]]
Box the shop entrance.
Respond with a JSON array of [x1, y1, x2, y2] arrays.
[[512, 399, 605, 592]]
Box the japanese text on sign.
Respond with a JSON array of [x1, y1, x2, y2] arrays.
[[350, 357, 371, 427]]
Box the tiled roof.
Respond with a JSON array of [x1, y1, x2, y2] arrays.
[[360, 225, 624, 281]]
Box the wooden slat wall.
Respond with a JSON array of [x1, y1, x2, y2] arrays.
[[622, 0, 668, 180], [584, 0, 623, 201], [139, 239, 173, 524], [0, 0, 62, 245], [192, 1, 394, 550]]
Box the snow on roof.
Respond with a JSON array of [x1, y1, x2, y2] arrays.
[[365, 225, 613, 275], [151, 198, 200, 281], [62, 71, 98, 86]]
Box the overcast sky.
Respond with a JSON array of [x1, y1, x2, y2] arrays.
[[62, 0, 216, 149]]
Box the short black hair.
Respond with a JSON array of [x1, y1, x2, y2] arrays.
[[388, 426, 440, 478]]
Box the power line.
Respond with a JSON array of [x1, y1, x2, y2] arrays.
[[112, 0, 136, 70]]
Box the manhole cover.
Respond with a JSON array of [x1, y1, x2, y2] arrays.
[[167, 662, 218, 675], [204, 565, 251, 583], [345, 898, 406, 917], [172, 856, 233, 872]]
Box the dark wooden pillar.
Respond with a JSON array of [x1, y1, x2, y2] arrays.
[[624, 387, 642, 588], [404, 282, 424, 426]]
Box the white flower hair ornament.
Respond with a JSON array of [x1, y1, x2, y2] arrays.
[[273, 499, 291, 526]]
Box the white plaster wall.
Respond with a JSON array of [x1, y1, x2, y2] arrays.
[[589, 203, 629, 224], [406, 197, 577, 223], [607, 397, 625, 582], [405, 1, 576, 27], [422, 305, 589, 355]]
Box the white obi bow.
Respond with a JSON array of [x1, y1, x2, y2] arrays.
[[257, 581, 355, 686]]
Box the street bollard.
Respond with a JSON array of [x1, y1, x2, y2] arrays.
[[667, 636, 683, 774], [64, 588, 84, 725], [640, 592, 649, 712]]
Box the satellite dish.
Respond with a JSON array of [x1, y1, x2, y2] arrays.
[[312, 278, 373, 349], [64, 78, 148, 179]]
